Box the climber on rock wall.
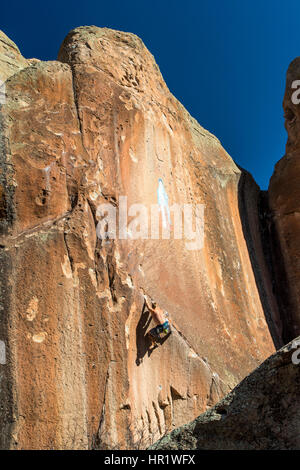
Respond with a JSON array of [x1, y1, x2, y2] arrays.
[[144, 296, 172, 348]]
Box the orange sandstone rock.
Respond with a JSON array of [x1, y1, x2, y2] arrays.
[[0, 26, 279, 449]]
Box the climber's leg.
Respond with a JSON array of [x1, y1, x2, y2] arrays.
[[147, 321, 172, 349], [147, 326, 160, 349]]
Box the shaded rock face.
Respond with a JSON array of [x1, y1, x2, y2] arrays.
[[150, 337, 300, 450], [268, 59, 300, 343], [0, 26, 281, 449]]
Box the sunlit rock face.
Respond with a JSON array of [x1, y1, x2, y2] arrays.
[[269, 58, 300, 343], [0, 26, 278, 449], [0, 30, 28, 82]]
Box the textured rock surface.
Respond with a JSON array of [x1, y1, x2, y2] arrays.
[[0, 31, 28, 82], [269, 59, 300, 343], [150, 337, 300, 450], [0, 27, 281, 449]]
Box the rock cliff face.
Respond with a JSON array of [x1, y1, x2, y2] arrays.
[[150, 336, 300, 450], [0, 31, 28, 82], [0, 26, 293, 449], [268, 58, 300, 343]]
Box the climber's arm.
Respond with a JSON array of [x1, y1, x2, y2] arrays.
[[144, 296, 154, 312]]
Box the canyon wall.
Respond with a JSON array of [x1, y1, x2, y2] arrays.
[[268, 58, 300, 343], [0, 26, 287, 449]]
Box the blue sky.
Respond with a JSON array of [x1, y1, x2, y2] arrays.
[[2, 0, 299, 189]]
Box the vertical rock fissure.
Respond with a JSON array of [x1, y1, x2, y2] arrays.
[[95, 364, 109, 448], [258, 191, 291, 344], [0, 250, 14, 449], [63, 230, 74, 274], [0, 112, 15, 234], [67, 64, 89, 157], [238, 170, 283, 349]]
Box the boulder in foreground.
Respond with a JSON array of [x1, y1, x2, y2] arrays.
[[150, 337, 300, 450]]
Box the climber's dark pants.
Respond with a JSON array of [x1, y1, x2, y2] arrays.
[[148, 320, 171, 340]]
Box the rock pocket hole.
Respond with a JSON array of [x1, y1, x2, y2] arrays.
[[216, 407, 227, 416], [35, 189, 49, 206]]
